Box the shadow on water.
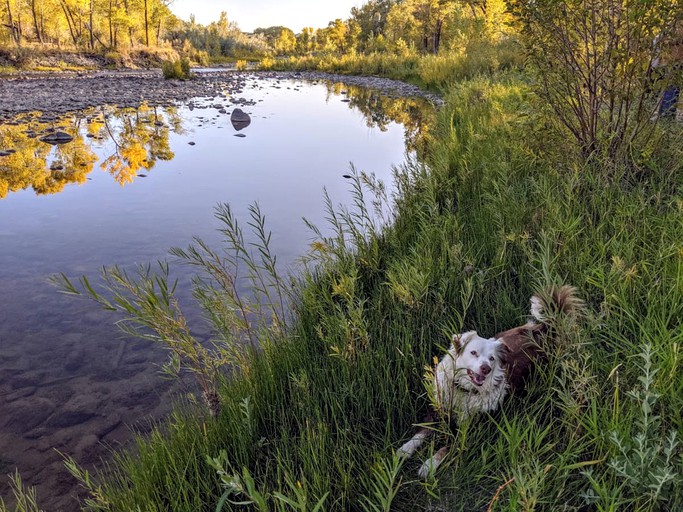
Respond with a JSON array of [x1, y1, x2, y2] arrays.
[[0, 79, 435, 510]]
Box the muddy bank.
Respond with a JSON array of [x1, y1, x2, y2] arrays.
[[0, 69, 442, 123]]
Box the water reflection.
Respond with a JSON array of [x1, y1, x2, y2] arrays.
[[0, 105, 184, 197], [0, 87, 434, 201], [0, 78, 436, 510], [0, 116, 95, 198], [100, 105, 181, 185], [325, 82, 434, 155]]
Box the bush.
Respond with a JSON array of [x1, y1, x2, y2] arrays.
[[162, 58, 191, 80], [508, 0, 680, 161]]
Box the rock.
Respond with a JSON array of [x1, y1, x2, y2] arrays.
[[4, 386, 37, 402], [4, 397, 56, 433], [64, 348, 85, 373], [46, 410, 96, 429], [39, 131, 74, 145], [188, 141, 196, 145], [11, 372, 47, 389], [230, 108, 251, 131], [45, 393, 102, 428], [73, 434, 100, 464], [92, 413, 122, 439], [234, 133, 246, 138]]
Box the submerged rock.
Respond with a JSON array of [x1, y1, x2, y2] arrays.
[[39, 131, 73, 145]]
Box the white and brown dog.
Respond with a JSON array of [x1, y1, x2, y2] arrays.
[[397, 286, 582, 478]]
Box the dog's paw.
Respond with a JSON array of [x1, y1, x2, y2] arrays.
[[417, 457, 436, 479], [396, 439, 420, 458], [417, 447, 447, 480]]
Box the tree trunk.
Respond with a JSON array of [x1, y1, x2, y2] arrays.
[[89, 0, 95, 49], [433, 18, 443, 54], [58, 0, 79, 46], [108, 0, 113, 47], [30, 0, 43, 43], [123, 0, 133, 46], [144, 0, 149, 46], [16, 2, 22, 42], [5, 0, 19, 45]]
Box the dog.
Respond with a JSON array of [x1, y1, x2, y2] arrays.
[[397, 285, 582, 478]]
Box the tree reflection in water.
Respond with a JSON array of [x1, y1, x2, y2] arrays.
[[0, 104, 183, 199], [100, 104, 181, 185], [324, 82, 436, 156], [0, 88, 433, 200]]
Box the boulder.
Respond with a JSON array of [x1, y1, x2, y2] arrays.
[[230, 108, 251, 131], [39, 131, 73, 145]]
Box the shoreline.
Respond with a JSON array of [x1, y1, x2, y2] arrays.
[[0, 70, 443, 124]]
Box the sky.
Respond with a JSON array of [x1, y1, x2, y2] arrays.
[[168, 0, 362, 32]]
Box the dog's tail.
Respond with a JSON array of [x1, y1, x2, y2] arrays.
[[530, 285, 583, 324]]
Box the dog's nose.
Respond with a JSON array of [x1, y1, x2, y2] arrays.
[[480, 364, 491, 375]]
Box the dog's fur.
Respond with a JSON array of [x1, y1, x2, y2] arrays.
[[397, 285, 582, 478]]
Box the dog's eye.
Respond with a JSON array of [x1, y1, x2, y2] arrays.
[[489, 356, 495, 362], [470, 350, 478, 356]]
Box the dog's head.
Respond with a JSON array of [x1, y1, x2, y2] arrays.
[[452, 331, 507, 388]]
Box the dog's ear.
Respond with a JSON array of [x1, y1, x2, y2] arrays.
[[494, 339, 510, 363], [452, 331, 477, 352]]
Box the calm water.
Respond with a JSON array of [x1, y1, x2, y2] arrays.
[[0, 77, 431, 508]]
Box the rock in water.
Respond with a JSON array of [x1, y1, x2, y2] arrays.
[[39, 131, 74, 145], [230, 108, 251, 131]]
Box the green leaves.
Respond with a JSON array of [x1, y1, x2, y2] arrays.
[[602, 344, 682, 509]]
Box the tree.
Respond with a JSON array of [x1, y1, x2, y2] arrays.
[[273, 27, 295, 55], [3, 0, 21, 44], [350, 0, 395, 50], [384, 0, 466, 54], [509, 0, 682, 159], [326, 18, 348, 52], [28, 0, 44, 43], [295, 26, 314, 54]]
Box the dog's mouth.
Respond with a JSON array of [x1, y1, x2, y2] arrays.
[[467, 369, 486, 386]]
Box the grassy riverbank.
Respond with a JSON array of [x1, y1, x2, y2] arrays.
[[39, 63, 681, 512], [257, 40, 523, 91], [0, 46, 183, 73]]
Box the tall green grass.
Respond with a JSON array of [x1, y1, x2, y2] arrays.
[[58, 71, 683, 512], [258, 39, 523, 91]]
